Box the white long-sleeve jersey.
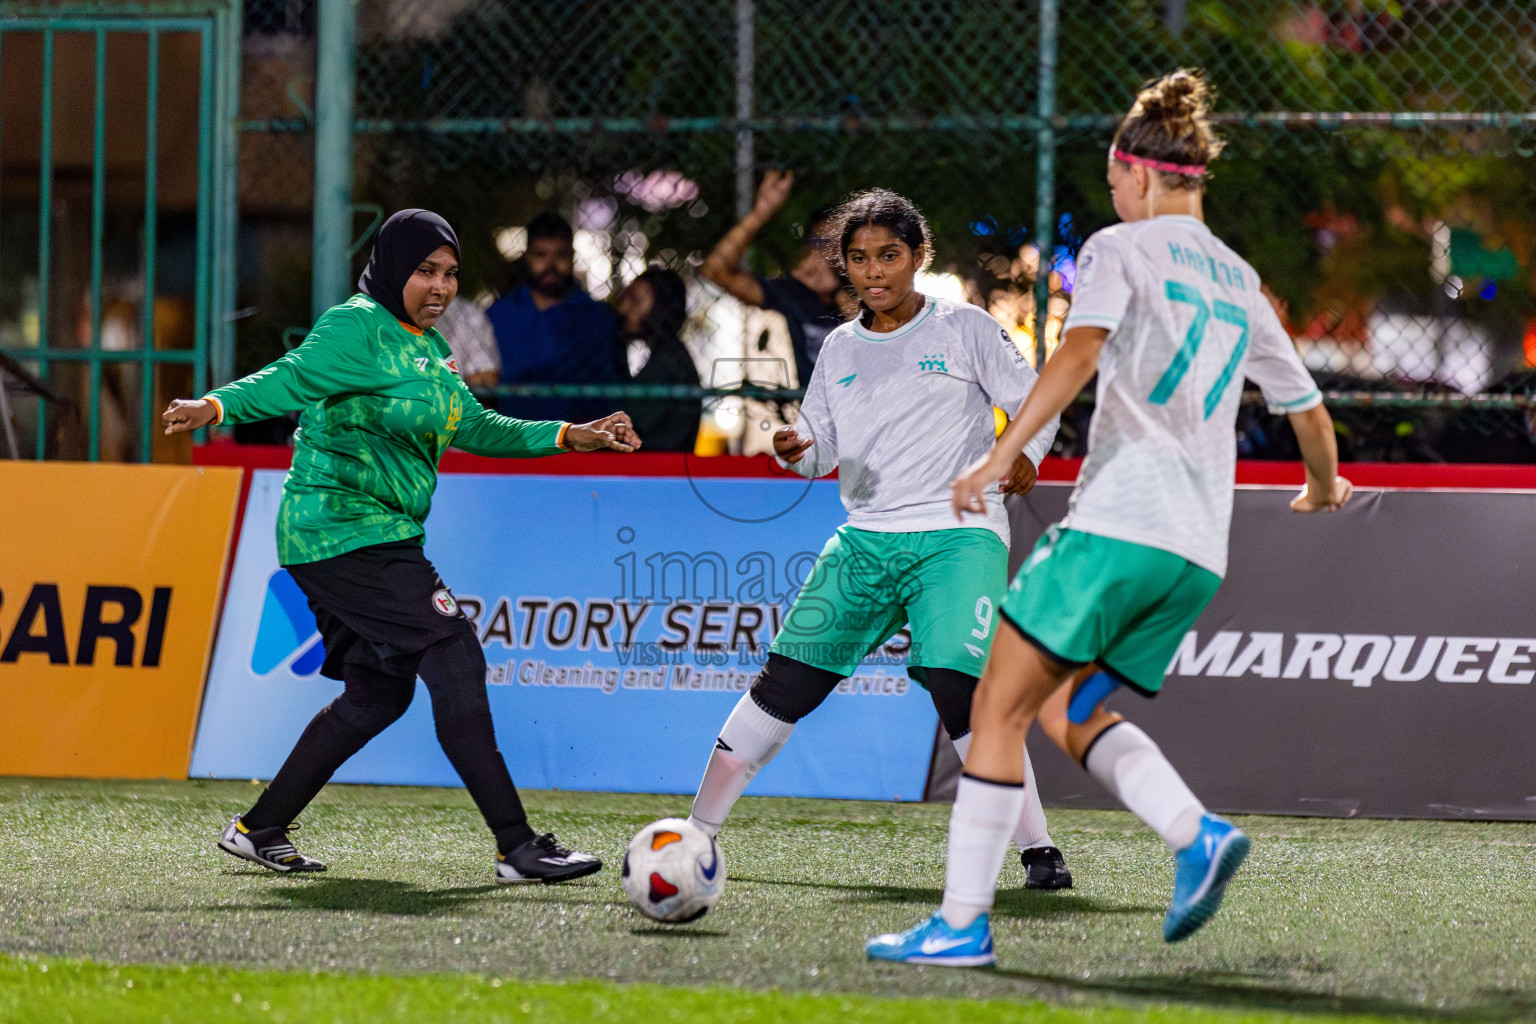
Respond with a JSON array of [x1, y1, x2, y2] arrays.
[[782, 296, 1058, 546]]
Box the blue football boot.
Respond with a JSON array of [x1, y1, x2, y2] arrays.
[[1164, 813, 1250, 942], [865, 911, 996, 967]]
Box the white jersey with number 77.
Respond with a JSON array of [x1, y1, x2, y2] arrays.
[[1060, 214, 1322, 577]]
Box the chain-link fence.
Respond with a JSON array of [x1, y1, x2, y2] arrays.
[[236, 0, 1536, 460]]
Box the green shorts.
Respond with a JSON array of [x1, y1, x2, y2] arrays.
[[1000, 526, 1221, 695], [770, 526, 1007, 680]]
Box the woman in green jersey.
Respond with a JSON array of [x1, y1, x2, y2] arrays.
[[164, 209, 635, 882]]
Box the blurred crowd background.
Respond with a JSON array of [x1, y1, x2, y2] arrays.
[[3, 0, 1535, 462]]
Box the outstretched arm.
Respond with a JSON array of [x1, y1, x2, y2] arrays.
[[163, 308, 377, 433], [700, 170, 796, 308], [451, 376, 641, 457], [1244, 286, 1351, 512], [951, 326, 1106, 519], [1287, 403, 1352, 512]]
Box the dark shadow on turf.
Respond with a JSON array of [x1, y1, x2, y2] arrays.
[[628, 926, 731, 938], [991, 968, 1536, 1022], [729, 875, 1157, 919], [195, 879, 502, 916]]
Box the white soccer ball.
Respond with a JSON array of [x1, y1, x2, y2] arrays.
[[621, 818, 725, 923]]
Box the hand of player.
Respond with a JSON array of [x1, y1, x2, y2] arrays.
[[753, 170, 794, 218], [772, 425, 813, 464], [1290, 475, 1354, 513], [567, 412, 641, 453], [951, 450, 1011, 520], [999, 452, 1039, 496], [162, 398, 218, 435]]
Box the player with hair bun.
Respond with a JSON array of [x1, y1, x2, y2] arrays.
[[868, 70, 1353, 967], [686, 188, 1074, 891]]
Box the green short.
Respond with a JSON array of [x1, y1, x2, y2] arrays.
[[1000, 526, 1221, 695], [770, 526, 1007, 680]]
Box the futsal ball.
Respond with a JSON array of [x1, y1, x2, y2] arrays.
[[621, 818, 725, 923]]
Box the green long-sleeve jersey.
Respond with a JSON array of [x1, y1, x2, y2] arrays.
[[208, 294, 568, 565]]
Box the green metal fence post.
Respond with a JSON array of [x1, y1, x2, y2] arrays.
[[1032, 0, 1058, 370], [734, 0, 754, 220], [141, 29, 160, 462], [193, 23, 215, 411], [35, 28, 54, 460], [312, 0, 356, 323], [88, 29, 107, 460], [212, 0, 242, 391]]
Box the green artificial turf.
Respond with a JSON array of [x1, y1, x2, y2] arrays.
[[1, 779, 1534, 1021], [0, 955, 1427, 1024]]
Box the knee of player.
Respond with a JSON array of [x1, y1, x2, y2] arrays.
[[749, 653, 841, 723], [332, 691, 414, 734], [919, 668, 978, 741], [1040, 701, 1124, 763], [970, 674, 1039, 727]]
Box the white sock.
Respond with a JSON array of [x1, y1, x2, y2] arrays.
[[686, 692, 795, 837], [1084, 722, 1205, 852], [952, 732, 1054, 851], [1015, 743, 1054, 850], [940, 774, 1024, 929]]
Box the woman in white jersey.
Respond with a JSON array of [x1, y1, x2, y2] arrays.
[[867, 71, 1354, 967], [685, 189, 1073, 889]]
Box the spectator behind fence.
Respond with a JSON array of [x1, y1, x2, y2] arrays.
[[701, 170, 844, 387], [616, 267, 700, 453], [433, 296, 500, 392], [486, 211, 618, 423]]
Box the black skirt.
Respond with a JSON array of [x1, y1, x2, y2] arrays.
[[285, 540, 473, 680]]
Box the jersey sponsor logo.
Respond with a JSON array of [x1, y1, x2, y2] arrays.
[[837, 373, 857, 388], [445, 357, 461, 375], [252, 570, 323, 677], [998, 328, 1026, 364], [0, 582, 174, 667], [1168, 631, 1536, 688], [918, 354, 947, 373], [432, 588, 460, 617], [414, 357, 430, 372]]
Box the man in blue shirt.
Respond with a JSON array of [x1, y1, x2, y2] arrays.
[[486, 212, 619, 423]]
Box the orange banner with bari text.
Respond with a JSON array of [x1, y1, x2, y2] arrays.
[[0, 462, 240, 778]]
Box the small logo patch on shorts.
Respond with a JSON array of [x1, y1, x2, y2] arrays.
[[431, 589, 459, 616]]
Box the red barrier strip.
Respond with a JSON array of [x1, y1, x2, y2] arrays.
[[194, 441, 1536, 555]]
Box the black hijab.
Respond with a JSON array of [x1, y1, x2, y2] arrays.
[[357, 209, 460, 327]]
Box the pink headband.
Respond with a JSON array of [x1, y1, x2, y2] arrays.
[[1112, 147, 1206, 177]]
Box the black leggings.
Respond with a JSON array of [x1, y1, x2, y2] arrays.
[[244, 630, 534, 853], [243, 543, 535, 854], [749, 652, 978, 739]]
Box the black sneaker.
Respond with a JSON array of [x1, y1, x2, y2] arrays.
[[217, 815, 327, 873], [1022, 845, 1073, 890], [495, 833, 602, 884]]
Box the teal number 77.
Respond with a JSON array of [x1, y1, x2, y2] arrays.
[[1148, 281, 1250, 419]]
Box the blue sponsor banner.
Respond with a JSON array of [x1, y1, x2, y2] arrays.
[[191, 470, 938, 801]]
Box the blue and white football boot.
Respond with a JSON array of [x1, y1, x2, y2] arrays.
[[1164, 813, 1250, 942], [865, 911, 996, 967]]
